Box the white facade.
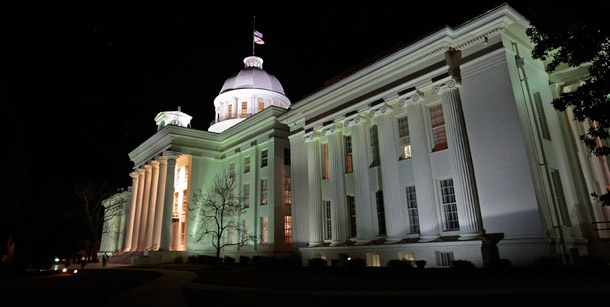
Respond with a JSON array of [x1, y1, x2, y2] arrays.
[[101, 4, 610, 267], [101, 56, 293, 263], [278, 5, 610, 268]]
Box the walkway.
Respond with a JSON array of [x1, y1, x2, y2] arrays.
[[100, 267, 610, 306]]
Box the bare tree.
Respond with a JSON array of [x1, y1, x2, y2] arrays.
[[191, 171, 249, 264], [74, 181, 114, 261]]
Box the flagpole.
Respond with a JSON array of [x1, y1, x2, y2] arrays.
[[252, 16, 255, 56]]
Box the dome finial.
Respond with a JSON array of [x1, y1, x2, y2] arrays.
[[244, 56, 263, 69]]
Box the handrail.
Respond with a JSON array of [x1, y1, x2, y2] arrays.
[[133, 243, 158, 259]]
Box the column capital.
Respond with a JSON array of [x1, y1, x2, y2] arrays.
[[303, 131, 321, 143], [156, 155, 168, 164], [138, 168, 146, 175], [150, 160, 160, 168], [130, 171, 139, 179], [144, 164, 152, 172], [431, 77, 461, 95], [368, 105, 393, 118], [398, 90, 425, 107]]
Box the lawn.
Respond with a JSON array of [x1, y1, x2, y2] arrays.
[[0, 269, 162, 306]]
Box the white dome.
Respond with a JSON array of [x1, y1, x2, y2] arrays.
[[219, 56, 286, 95], [209, 56, 290, 133]]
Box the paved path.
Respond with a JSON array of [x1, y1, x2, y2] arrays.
[[104, 269, 197, 307], [100, 267, 610, 306]]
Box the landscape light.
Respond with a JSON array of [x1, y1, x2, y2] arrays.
[[73, 269, 78, 274], [54, 258, 60, 262], [62, 268, 67, 273]]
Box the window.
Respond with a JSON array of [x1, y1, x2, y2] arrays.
[[261, 217, 268, 244], [440, 179, 459, 231], [243, 184, 250, 208], [229, 163, 235, 177], [244, 157, 250, 173], [533, 92, 551, 140], [322, 143, 330, 179], [284, 177, 291, 206], [345, 136, 353, 173], [398, 252, 414, 261], [551, 169, 571, 226], [284, 216, 292, 243], [324, 200, 332, 240], [228, 104, 233, 119], [243, 219, 249, 245], [261, 149, 268, 167], [284, 148, 291, 165], [406, 186, 420, 233], [261, 179, 268, 205], [398, 116, 412, 159], [370, 126, 380, 166], [241, 101, 248, 118], [259, 101, 265, 112], [366, 253, 381, 267], [347, 196, 357, 237], [226, 221, 234, 245], [376, 191, 386, 236], [430, 104, 448, 151], [436, 251, 454, 267]]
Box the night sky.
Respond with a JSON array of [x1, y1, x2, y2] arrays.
[[2, 1, 540, 256]]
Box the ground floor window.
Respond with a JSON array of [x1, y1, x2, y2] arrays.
[[436, 251, 454, 267], [366, 253, 381, 267]]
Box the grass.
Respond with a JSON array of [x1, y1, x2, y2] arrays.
[[0, 268, 162, 306]]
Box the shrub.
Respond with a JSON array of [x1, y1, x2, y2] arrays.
[[307, 258, 328, 271], [173, 256, 184, 264], [187, 256, 198, 264], [415, 260, 427, 269], [239, 256, 250, 265], [575, 255, 606, 269], [223, 256, 235, 265], [345, 257, 366, 272], [387, 259, 415, 269], [532, 256, 558, 271], [451, 259, 476, 275], [488, 258, 512, 272], [197, 255, 218, 265], [331, 259, 340, 268]]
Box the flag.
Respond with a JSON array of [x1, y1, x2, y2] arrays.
[[254, 30, 264, 45]]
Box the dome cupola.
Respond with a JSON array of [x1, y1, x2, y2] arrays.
[[209, 56, 290, 133]]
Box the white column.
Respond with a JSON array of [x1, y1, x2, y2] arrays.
[[124, 172, 138, 251], [160, 153, 178, 251], [406, 97, 441, 241], [326, 126, 348, 246], [374, 106, 406, 243], [131, 168, 146, 251], [144, 160, 160, 249], [306, 135, 324, 246], [437, 81, 484, 239], [137, 165, 153, 249], [112, 209, 121, 252], [349, 117, 376, 244], [118, 194, 129, 251], [152, 156, 168, 250]]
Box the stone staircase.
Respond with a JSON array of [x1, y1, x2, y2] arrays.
[[108, 251, 141, 265]]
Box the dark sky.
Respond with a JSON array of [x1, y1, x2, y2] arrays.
[[3, 1, 535, 194]]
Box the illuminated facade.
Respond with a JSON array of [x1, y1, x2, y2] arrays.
[[102, 4, 610, 267], [100, 56, 293, 263], [279, 5, 610, 267]]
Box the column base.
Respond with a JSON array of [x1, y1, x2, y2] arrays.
[[308, 242, 324, 247], [384, 237, 403, 244], [355, 238, 375, 245], [418, 235, 441, 242], [458, 232, 484, 240]]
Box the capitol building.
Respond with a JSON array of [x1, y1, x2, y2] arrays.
[[100, 4, 610, 267]]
